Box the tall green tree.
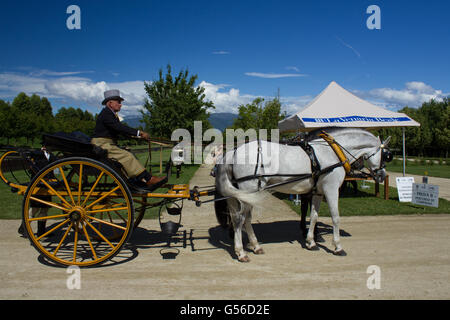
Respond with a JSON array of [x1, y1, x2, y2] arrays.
[[0, 99, 14, 144], [10, 92, 38, 144], [231, 97, 285, 139], [141, 64, 215, 138]]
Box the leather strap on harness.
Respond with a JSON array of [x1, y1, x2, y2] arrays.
[[319, 131, 351, 174]]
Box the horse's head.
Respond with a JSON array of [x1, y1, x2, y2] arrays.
[[363, 136, 393, 183]]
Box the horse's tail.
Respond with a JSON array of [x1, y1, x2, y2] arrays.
[[215, 163, 269, 209]]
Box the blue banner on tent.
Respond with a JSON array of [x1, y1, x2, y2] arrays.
[[302, 116, 411, 123]]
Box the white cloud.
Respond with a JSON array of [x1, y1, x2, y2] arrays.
[[285, 66, 300, 72], [0, 70, 149, 116], [335, 36, 361, 58], [0, 72, 49, 96], [280, 95, 313, 115], [212, 50, 230, 55], [356, 81, 447, 108], [0, 70, 314, 117], [199, 81, 312, 115], [199, 81, 254, 113], [2, 69, 445, 120], [44, 77, 108, 105], [245, 72, 307, 79], [108, 80, 147, 105], [30, 69, 94, 77]]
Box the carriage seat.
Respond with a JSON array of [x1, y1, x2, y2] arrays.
[[42, 131, 107, 158], [42, 131, 124, 175]]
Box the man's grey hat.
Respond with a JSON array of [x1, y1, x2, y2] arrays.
[[102, 89, 124, 105]]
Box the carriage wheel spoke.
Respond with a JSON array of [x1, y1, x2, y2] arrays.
[[82, 223, 98, 260], [81, 171, 104, 207], [54, 222, 73, 256], [29, 197, 71, 212], [73, 222, 79, 262], [86, 216, 127, 231], [59, 165, 75, 206], [28, 213, 69, 222], [77, 164, 83, 205], [84, 186, 120, 210], [39, 179, 72, 209], [85, 220, 115, 248], [36, 218, 70, 241], [86, 207, 129, 214], [115, 211, 127, 224]]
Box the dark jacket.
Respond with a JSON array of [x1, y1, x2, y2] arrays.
[[92, 107, 138, 141]]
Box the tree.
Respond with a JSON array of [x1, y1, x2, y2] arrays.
[[378, 97, 450, 158], [231, 97, 285, 139], [54, 107, 95, 135], [0, 99, 13, 144], [432, 98, 450, 158], [10, 92, 38, 144], [141, 64, 215, 138]]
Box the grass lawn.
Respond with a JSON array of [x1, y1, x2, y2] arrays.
[[278, 180, 450, 217], [0, 148, 199, 220], [385, 160, 450, 179]]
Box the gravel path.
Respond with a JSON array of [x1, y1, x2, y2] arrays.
[[0, 165, 449, 300]]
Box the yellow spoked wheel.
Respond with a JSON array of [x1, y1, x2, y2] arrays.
[[22, 157, 134, 267]]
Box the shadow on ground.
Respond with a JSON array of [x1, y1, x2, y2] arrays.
[[35, 219, 352, 267]]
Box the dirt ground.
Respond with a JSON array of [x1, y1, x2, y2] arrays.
[[0, 165, 449, 300]]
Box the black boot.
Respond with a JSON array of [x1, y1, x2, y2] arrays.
[[37, 221, 46, 237]]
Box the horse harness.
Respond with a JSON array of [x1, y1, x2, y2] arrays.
[[230, 130, 354, 192]]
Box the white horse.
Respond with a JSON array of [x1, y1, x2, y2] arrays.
[[214, 128, 391, 262]]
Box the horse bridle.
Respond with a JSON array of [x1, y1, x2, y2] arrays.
[[361, 143, 393, 182]]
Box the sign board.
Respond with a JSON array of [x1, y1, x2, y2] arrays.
[[412, 183, 439, 208], [396, 177, 415, 202]]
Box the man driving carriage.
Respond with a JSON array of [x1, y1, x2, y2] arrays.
[[91, 89, 167, 191]]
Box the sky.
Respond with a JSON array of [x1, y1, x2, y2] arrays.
[[0, 0, 449, 118]]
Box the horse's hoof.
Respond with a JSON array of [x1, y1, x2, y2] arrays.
[[307, 245, 319, 251], [333, 249, 347, 256], [238, 255, 250, 263], [254, 248, 265, 255]]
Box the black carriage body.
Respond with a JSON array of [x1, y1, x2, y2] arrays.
[[43, 131, 106, 159], [42, 132, 128, 179]]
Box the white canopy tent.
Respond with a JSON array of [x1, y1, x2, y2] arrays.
[[278, 81, 420, 176], [278, 81, 420, 132]]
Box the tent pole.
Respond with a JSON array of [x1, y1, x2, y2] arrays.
[[402, 127, 406, 177]]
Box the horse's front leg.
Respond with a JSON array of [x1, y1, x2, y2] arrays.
[[306, 194, 322, 250], [244, 209, 264, 255], [228, 199, 249, 262], [324, 188, 346, 256]]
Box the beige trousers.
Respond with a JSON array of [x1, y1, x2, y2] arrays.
[[91, 137, 145, 178]]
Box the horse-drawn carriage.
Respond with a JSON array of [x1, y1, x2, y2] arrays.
[[1, 128, 393, 265], [0, 132, 211, 267]]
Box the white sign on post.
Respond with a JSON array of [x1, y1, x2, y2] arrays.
[[396, 177, 415, 202], [412, 183, 439, 208]]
